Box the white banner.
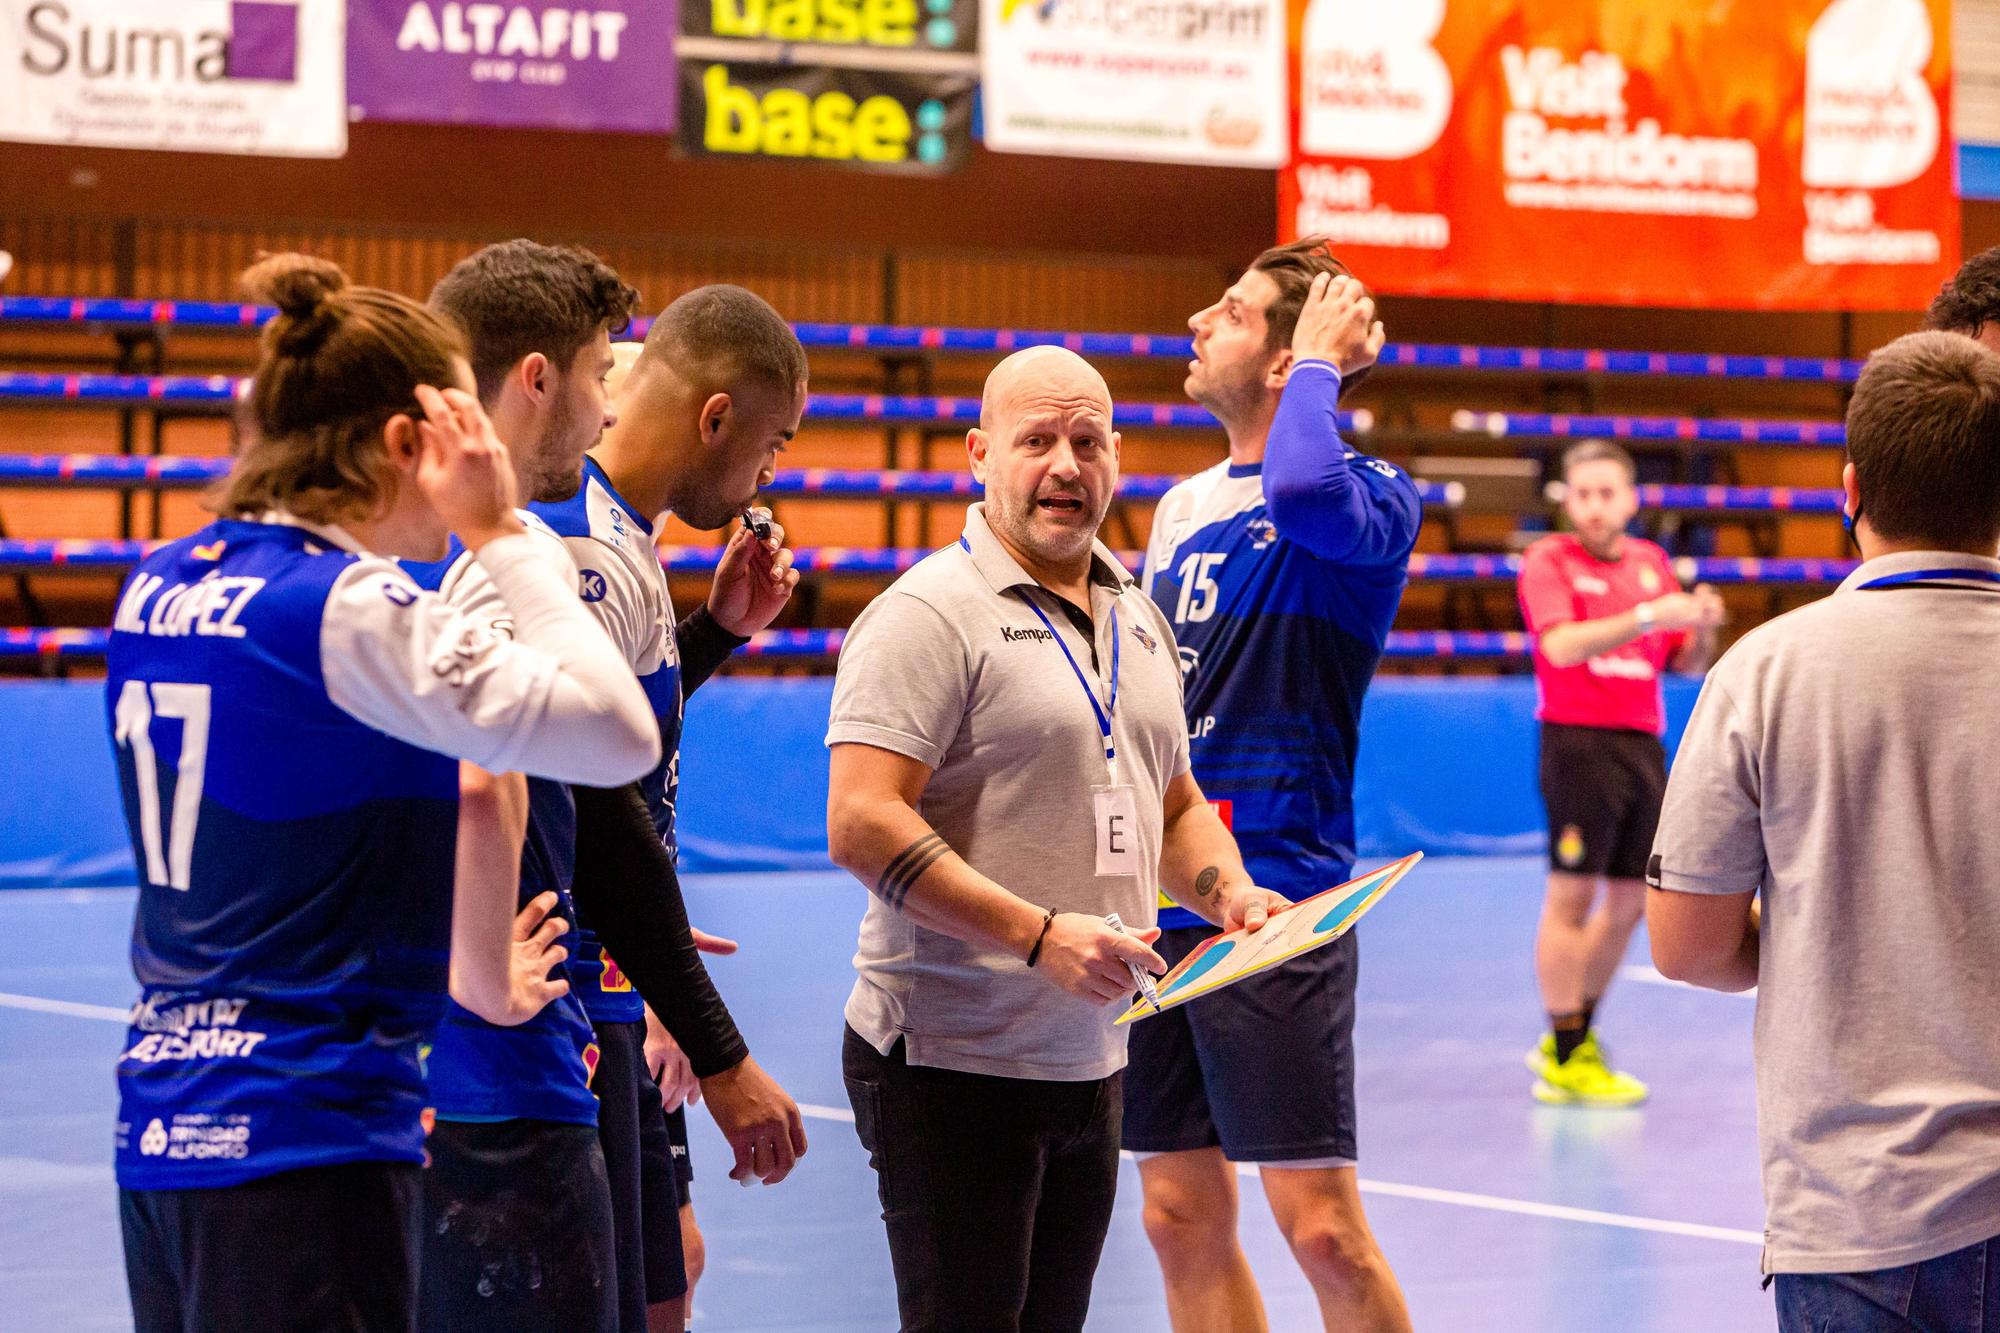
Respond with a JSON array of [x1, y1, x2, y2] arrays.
[[979, 0, 1287, 167], [0, 0, 345, 156]]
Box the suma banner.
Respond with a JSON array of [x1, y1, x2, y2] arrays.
[[348, 0, 678, 132], [1281, 0, 1957, 310], [0, 0, 345, 155]]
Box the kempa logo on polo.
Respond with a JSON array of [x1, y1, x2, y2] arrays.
[[1000, 625, 1055, 643]]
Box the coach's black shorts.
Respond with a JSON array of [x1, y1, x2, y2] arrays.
[[594, 1017, 690, 1321], [420, 1117, 618, 1333], [1539, 722, 1668, 880], [1122, 925, 1358, 1165], [122, 1160, 421, 1333]]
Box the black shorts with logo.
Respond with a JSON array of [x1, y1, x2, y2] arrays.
[[1539, 722, 1668, 880], [594, 1017, 691, 1319], [1122, 925, 1358, 1164], [122, 1160, 422, 1333], [419, 1117, 619, 1333]]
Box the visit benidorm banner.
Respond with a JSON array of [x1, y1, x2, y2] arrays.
[[1282, 0, 1956, 309]]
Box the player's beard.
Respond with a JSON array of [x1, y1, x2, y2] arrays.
[[1187, 358, 1265, 429], [525, 394, 590, 504]]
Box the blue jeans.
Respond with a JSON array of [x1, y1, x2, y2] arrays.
[[1776, 1235, 2000, 1332]]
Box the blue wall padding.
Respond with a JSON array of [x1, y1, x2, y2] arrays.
[[0, 675, 1705, 888], [678, 677, 838, 872], [1352, 676, 1700, 859], [2, 681, 132, 887]]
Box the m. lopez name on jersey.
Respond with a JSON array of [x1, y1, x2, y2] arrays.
[[124, 994, 269, 1063], [113, 571, 266, 639]]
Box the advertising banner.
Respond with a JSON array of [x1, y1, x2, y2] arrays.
[[981, 0, 1288, 167], [679, 54, 972, 171], [348, 0, 679, 132], [0, 0, 346, 156], [683, 0, 975, 52], [1281, 0, 1956, 309]]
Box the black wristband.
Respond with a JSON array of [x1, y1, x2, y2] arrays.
[[1025, 909, 1057, 967]]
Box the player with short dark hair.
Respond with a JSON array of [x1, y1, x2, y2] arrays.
[[1125, 239, 1418, 1332], [1517, 439, 1723, 1107], [562, 284, 814, 1331], [430, 238, 640, 411], [418, 255, 807, 1332]]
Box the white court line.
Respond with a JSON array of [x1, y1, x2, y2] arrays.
[[800, 1102, 1761, 1247], [0, 990, 129, 1022], [1619, 964, 1756, 998], [0, 1000, 1760, 1248], [0, 885, 139, 902]]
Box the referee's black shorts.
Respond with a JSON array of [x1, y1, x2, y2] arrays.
[[1539, 721, 1667, 880]]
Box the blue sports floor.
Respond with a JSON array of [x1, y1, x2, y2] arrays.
[[0, 857, 1769, 1331]]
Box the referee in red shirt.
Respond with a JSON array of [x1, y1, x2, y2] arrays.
[[1517, 441, 1723, 1106]]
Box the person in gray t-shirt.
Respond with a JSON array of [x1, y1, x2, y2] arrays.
[[1650, 330, 2000, 1328], [825, 346, 1291, 1333]]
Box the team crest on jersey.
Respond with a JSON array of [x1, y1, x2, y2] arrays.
[[1129, 623, 1158, 654], [579, 570, 609, 603], [190, 539, 227, 561], [1246, 517, 1278, 550], [1639, 566, 1661, 594]]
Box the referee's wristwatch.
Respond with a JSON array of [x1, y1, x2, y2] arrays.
[[1634, 602, 1656, 635]]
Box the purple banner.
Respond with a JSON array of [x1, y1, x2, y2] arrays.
[[348, 0, 678, 133]]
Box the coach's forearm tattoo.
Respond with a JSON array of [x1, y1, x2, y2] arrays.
[[1194, 866, 1220, 900], [877, 833, 951, 912]]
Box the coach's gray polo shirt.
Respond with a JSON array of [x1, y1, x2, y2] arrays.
[[1652, 550, 2000, 1274], [827, 503, 1190, 1081]]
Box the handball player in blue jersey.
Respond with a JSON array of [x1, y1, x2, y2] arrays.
[[107, 254, 659, 1333], [1124, 241, 1419, 1332], [418, 245, 806, 1333], [581, 302, 811, 1332]]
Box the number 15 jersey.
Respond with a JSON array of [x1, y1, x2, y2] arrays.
[[1144, 361, 1421, 927]]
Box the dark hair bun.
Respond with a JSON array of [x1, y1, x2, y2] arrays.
[[243, 253, 348, 357]]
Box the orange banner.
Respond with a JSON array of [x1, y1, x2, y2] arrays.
[[1281, 0, 1957, 309]]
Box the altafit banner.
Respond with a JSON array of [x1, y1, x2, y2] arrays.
[[1281, 0, 1957, 309], [981, 0, 1288, 167], [347, 0, 679, 132], [0, 0, 346, 155]]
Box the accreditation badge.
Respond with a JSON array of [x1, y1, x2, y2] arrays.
[[1094, 782, 1140, 877]]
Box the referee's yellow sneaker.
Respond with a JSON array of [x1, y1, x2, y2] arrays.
[[1526, 1033, 1649, 1107]]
